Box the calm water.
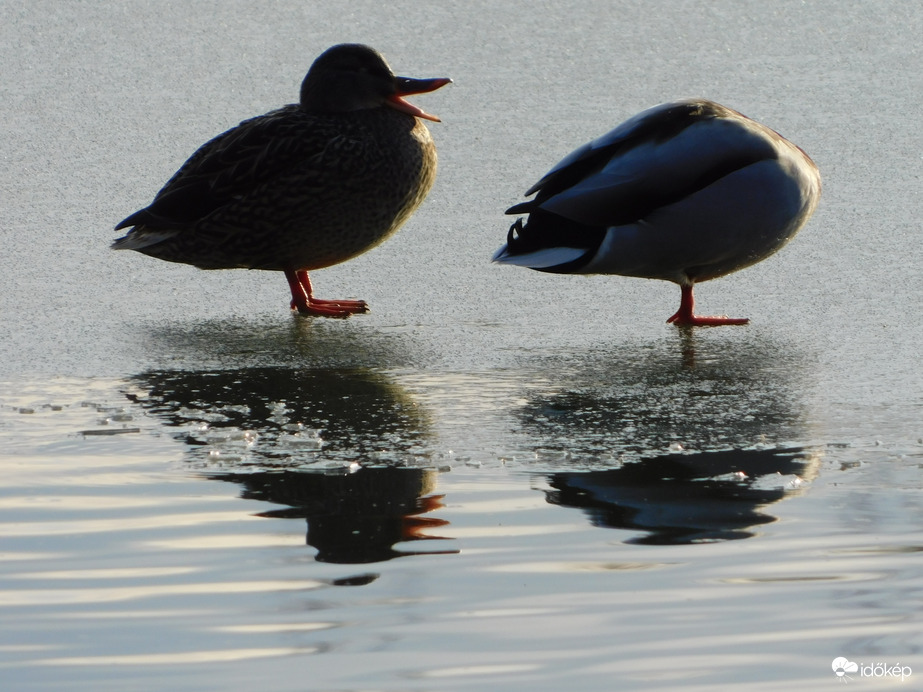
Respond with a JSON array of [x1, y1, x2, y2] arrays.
[[2, 1, 922, 690]]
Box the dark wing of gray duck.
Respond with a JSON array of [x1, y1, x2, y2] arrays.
[[506, 100, 777, 229]]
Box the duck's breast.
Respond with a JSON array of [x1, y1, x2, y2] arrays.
[[212, 111, 437, 271]]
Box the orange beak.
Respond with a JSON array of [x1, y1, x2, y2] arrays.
[[387, 76, 452, 122]]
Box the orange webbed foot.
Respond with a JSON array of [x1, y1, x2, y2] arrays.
[[667, 284, 749, 327], [285, 269, 369, 318]]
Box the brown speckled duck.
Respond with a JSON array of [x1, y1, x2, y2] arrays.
[[113, 44, 450, 317]]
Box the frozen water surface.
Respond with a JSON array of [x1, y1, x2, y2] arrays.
[[1, 1, 922, 690]]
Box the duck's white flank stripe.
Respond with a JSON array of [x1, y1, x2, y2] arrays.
[[492, 245, 587, 269]]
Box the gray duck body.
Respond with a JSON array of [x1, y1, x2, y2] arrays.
[[493, 99, 821, 325]]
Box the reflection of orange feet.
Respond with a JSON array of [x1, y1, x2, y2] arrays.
[[416, 494, 447, 513], [402, 516, 452, 542], [667, 284, 749, 327], [402, 495, 451, 541], [285, 269, 370, 318]]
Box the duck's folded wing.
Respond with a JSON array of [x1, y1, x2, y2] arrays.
[[116, 107, 362, 231], [510, 100, 778, 228]]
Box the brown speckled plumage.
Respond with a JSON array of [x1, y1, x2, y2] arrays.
[[113, 44, 449, 317]]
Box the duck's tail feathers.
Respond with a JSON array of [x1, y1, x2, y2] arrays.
[[111, 228, 178, 251], [492, 216, 596, 272]]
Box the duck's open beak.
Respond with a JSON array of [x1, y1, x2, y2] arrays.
[[387, 76, 452, 122]]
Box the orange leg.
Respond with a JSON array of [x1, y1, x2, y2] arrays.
[[285, 269, 369, 318], [666, 284, 749, 326]]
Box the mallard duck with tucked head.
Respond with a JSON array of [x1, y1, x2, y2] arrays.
[[493, 99, 821, 326], [114, 44, 450, 317]]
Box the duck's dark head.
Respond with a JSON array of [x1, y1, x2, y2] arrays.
[[300, 44, 450, 121]]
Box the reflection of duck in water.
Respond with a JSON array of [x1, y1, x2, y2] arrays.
[[543, 447, 819, 544], [128, 367, 454, 565], [128, 367, 429, 467], [212, 466, 456, 564], [516, 333, 810, 460]]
